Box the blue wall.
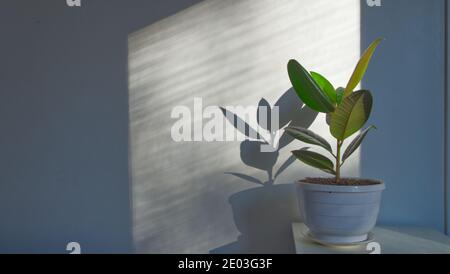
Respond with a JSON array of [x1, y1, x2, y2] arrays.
[[0, 0, 201, 253], [361, 0, 446, 232]]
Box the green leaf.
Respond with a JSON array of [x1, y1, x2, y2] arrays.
[[326, 113, 332, 125], [310, 71, 337, 103], [344, 38, 383, 98], [336, 87, 345, 104], [287, 60, 335, 113], [330, 90, 373, 140], [342, 125, 376, 162], [292, 148, 335, 175], [326, 88, 348, 126], [285, 126, 333, 154]]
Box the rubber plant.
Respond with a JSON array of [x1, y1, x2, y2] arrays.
[[285, 38, 382, 183]]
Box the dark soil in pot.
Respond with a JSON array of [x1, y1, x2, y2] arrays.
[[300, 177, 382, 186]]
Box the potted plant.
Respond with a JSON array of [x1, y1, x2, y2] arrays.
[[286, 38, 385, 244]]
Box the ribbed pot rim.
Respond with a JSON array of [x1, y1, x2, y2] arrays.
[[298, 178, 385, 193]]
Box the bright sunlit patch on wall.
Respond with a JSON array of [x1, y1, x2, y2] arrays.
[[129, 0, 360, 253]]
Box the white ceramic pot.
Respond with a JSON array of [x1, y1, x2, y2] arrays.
[[297, 180, 385, 244]]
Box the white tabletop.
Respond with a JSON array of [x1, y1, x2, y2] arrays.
[[292, 223, 450, 254]]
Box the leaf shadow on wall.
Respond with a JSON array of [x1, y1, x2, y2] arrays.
[[210, 88, 318, 254]]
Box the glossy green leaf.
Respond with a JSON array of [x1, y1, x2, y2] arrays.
[[325, 87, 355, 125], [310, 71, 337, 103], [330, 90, 373, 140], [344, 38, 383, 97], [326, 113, 332, 126], [292, 148, 335, 175], [285, 126, 333, 154], [287, 60, 335, 113], [342, 125, 376, 162], [325, 88, 344, 127], [336, 87, 345, 104]]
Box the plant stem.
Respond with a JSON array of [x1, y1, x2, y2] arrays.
[[335, 140, 342, 183]]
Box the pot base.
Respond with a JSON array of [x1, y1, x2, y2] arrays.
[[309, 232, 368, 245]]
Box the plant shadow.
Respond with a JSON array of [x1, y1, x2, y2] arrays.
[[210, 88, 317, 254]]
